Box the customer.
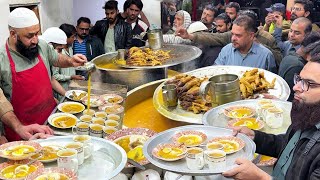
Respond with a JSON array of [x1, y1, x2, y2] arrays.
[[214, 15, 277, 73], [279, 32, 320, 101], [274, 17, 312, 57], [125, 0, 149, 47], [176, 10, 283, 67], [224, 52, 320, 179], [91, 0, 132, 52], [215, 13, 232, 33], [74, 17, 104, 78], [200, 4, 218, 33], [225, 2, 240, 22], [74, 17, 104, 61], [163, 10, 192, 44], [263, 3, 290, 39]]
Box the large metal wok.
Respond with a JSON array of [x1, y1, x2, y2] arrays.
[[91, 44, 202, 90]]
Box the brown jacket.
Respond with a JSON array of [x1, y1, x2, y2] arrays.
[[0, 88, 13, 119], [192, 28, 283, 66]]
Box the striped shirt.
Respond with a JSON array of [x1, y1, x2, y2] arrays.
[[73, 39, 87, 56]]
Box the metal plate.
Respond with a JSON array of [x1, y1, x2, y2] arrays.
[[116, 44, 202, 69], [35, 136, 127, 180], [203, 99, 292, 135], [65, 90, 87, 102], [153, 66, 290, 124], [143, 125, 255, 175]]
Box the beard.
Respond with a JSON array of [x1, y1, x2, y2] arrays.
[[291, 99, 320, 131], [78, 34, 88, 39], [16, 38, 39, 61], [290, 13, 298, 21]]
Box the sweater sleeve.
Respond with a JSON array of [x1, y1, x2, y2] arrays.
[[193, 31, 231, 46], [254, 130, 287, 158], [52, 66, 71, 82]]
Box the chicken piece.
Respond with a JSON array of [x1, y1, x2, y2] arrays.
[[177, 76, 195, 87], [180, 78, 201, 93], [129, 47, 141, 55], [180, 101, 192, 110], [179, 93, 195, 101], [186, 86, 200, 95]]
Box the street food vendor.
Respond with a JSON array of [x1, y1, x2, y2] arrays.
[[0, 8, 87, 141]]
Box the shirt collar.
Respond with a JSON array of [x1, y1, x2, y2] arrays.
[[232, 42, 258, 54]]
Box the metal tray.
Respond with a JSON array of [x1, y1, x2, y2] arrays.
[[203, 99, 292, 135], [35, 135, 127, 180], [153, 65, 290, 124], [143, 125, 255, 175], [116, 44, 202, 69]]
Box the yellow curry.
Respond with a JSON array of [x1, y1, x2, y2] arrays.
[[61, 104, 84, 114], [52, 116, 77, 128], [3, 145, 36, 157], [1, 164, 37, 179], [114, 135, 147, 162], [158, 147, 184, 159], [218, 140, 239, 153], [227, 108, 254, 118], [35, 173, 69, 180], [177, 135, 203, 146], [233, 118, 261, 130]]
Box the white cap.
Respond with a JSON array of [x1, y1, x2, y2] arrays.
[[40, 27, 67, 45], [187, 21, 208, 34], [8, 7, 39, 28]]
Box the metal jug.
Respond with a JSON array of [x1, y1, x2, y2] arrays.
[[200, 74, 241, 107], [147, 29, 163, 50]]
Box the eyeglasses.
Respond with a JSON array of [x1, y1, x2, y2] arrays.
[[294, 74, 320, 92], [291, 7, 303, 11]]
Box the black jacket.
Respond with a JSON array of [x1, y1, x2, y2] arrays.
[[91, 15, 132, 50], [255, 126, 320, 180], [73, 35, 105, 61]]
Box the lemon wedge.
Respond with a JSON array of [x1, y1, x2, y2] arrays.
[[162, 147, 172, 154], [127, 145, 144, 161]]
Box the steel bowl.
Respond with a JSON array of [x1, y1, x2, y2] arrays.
[[92, 52, 166, 90], [91, 44, 202, 90]]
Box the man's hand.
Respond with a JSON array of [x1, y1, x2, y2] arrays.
[[262, 93, 279, 99], [265, 14, 273, 26], [231, 126, 255, 140], [274, 14, 283, 28], [16, 124, 54, 140], [71, 54, 87, 67], [29, 133, 53, 140], [0, 136, 8, 145], [175, 28, 193, 40], [223, 158, 271, 180], [71, 75, 85, 80]]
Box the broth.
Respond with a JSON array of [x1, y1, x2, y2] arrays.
[[53, 116, 77, 128], [61, 104, 84, 113], [177, 135, 202, 146], [1, 164, 37, 178]]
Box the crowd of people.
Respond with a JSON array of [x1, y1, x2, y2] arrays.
[[0, 0, 320, 179]]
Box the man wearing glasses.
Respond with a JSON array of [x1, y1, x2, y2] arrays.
[[223, 41, 320, 179], [223, 32, 320, 180], [278, 0, 319, 33], [74, 17, 104, 62], [74, 17, 104, 78]]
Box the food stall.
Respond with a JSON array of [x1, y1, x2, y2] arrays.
[[0, 44, 291, 179]]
